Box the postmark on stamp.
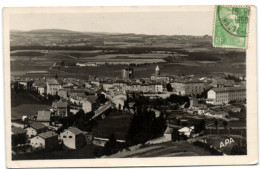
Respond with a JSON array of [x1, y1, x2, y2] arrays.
[[213, 6, 250, 49]]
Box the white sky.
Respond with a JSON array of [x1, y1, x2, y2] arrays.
[[10, 11, 214, 36]]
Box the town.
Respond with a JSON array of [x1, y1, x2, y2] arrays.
[[11, 61, 247, 159]]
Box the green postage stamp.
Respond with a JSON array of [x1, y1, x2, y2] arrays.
[[213, 6, 250, 49]]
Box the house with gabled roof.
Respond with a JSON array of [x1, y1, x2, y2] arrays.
[[52, 99, 68, 116], [82, 96, 98, 113], [60, 127, 86, 149], [30, 131, 58, 150], [36, 110, 51, 126], [46, 78, 61, 95], [25, 122, 47, 138], [178, 126, 194, 137]]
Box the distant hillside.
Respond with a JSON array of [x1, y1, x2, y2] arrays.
[[27, 29, 84, 34]]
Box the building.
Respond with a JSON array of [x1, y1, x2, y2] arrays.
[[155, 65, 160, 76], [25, 122, 47, 138], [178, 126, 194, 137], [206, 87, 246, 105], [102, 82, 114, 91], [112, 97, 126, 110], [46, 78, 61, 95], [52, 99, 68, 116], [91, 101, 112, 119], [145, 126, 180, 145], [76, 62, 86, 67], [140, 84, 150, 92], [150, 65, 170, 82], [58, 90, 68, 99], [69, 89, 87, 97], [60, 127, 86, 149], [122, 67, 134, 79], [171, 81, 205, 96], [204, 111, 229, 118], [85, 62, 98, 67], [82, 96, 97, 113], [36, 85, 46, 96], [36, 110, 51, 126], [154, 83, 163, 93], [30, 131, 58, 150]]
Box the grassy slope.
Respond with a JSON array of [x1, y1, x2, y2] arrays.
[[11, 90, 51, 119], [107, 141, 214, 158]]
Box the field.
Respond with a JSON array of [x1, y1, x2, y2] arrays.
[[10, 48, 246, 79], [91, 110, 132, 140], [11, 90, 51, 119]]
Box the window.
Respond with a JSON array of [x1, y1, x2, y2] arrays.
[[63, 136, 67, 138], [69, 136, 72, 138]]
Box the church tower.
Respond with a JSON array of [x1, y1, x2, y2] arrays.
[[155, 65, 160, 76]]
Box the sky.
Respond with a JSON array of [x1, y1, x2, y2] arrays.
[[10, 11, 214, 36]]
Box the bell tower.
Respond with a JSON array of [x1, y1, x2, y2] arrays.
[[155, 65, 160, 76]]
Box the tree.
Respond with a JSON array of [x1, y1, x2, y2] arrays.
[[214, 119, 219, 134], [118, 104, 122, 111], [194, 120, 205, 134], [14, 82, 18, 93], [97, 94, 108, 104], [166, 83, 173, 92], [103, 134, 118, 155], [171, 128, 180, 142], [126, 107, 166, 146], [176, 119, 181, 126], [223, 120, 228, 130]]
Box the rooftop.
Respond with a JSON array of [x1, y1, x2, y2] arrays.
[[164, 126, 173, 134], [38, 131, 58, 139], [37, 110, 51, 122], [211, 87, 246, 92], [12, 126, 26, 134], [92, 101, 112, 119], [47, 78, 60, 85], [85, 95, 98, 104], [67, 127, 84, 135], [29, 122, 46, 130], [52, 99, 68, 108]]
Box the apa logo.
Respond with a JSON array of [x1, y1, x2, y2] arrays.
[[220, 138, 235, 149]]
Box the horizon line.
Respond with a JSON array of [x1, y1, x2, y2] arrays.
[[10, 28, 212, 37]]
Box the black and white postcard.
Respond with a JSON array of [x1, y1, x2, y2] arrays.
[[3, 6, 258, 168]]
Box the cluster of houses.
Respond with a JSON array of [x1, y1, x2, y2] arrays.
[[11, 66, 247, 153], [12, 122, 90, 151], [13, 66, 246, 106], [185, 97, 242, 118]]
